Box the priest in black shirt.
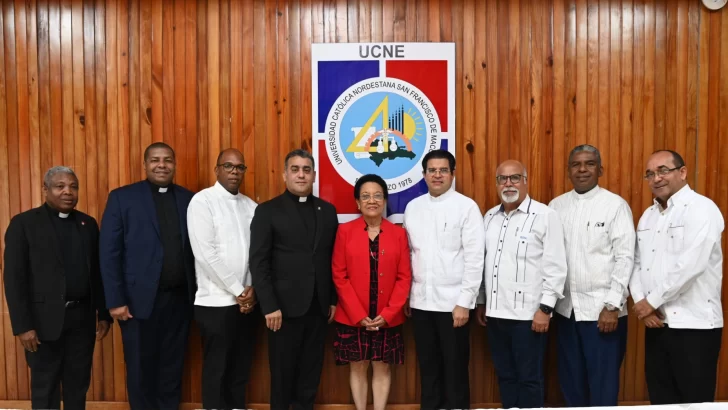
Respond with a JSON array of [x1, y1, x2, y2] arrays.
[[3, 166, 112, 410], [250, 149, 339, 410], [100, 142, 196, 410]]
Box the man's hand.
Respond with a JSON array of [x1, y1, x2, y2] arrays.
[[266, 310, 283, 331], [475, 304, 487, 327], [633, 299, 655, 320], [403, 299, 411, 317], [597, 307, 619, 333], [452, 306, 469, 328], [367, 315, 387, 331], [110, 305, 133, 321], [96, 320, 111, 340], [237, 286, 257, 314], [18, 330, 40, 352], [532, 310, 551, 333], [236, 286, 256, 306], [328, 305, 336, 324], [643, 311, 666, 328]]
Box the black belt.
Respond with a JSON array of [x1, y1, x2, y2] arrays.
[[64, 299, 89, 308]]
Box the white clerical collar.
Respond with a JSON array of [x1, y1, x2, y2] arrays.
[[58, 212, 70, 219], [299, 196, 307, 203], [158, 187, 168, 193]]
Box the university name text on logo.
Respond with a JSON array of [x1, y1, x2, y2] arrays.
[[325, 78, 443, 194]]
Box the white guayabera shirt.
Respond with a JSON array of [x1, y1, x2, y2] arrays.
[[549, 186, 636, 321], [630, 185, 724, 329], [478, 195, 567, 321]]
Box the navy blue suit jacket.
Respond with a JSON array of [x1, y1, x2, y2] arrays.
[[99, 180, 196, 319]]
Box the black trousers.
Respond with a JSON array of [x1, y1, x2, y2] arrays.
[[411, 308, 470, 410], [119, 288, 191, 410], [25, 302, 97, 410], [195, 304, 256, 410], [268, 311, 328, 410], [645, 326, 722, 404]]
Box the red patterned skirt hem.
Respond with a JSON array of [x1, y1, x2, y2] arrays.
[[333, 323, 405, 365]]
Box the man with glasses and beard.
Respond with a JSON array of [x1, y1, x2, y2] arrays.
[[100, 142, 196, 410], [476, 160, 567, 409], [630, 150, 723, 404], [187, 148, 258, 410], [548, 145, 635, 407]]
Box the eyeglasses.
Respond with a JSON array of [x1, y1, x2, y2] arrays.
[[643, 166, 681, 181], [496, 174, 524, 185], [217, 163, 248, 173], [426, 168, 451, 175], [360, 193, 385, 202]]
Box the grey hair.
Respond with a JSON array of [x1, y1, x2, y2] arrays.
[[284, 149, 315, 169], [569, 144, 602, 167], [43, 166, 77, 187]]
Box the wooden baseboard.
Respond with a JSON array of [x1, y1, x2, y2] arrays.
[[0, 401, 659, 409]]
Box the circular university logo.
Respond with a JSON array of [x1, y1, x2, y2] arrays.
[[324, 77, 443, 194]]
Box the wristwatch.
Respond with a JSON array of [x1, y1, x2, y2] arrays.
[[539, 304, 553, 314], [604, 303, 619, 312]]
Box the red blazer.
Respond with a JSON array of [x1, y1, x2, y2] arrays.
[[332, 217, 412, 327]]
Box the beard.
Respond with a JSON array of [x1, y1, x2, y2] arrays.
[[500, 189, 519, 204]]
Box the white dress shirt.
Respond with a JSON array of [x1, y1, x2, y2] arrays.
[[188, 182, 258, 307], [629, 185, 724, 329], [549, 186, 636, 321], [478, 196, 567, 320], [403, 189, 485, 312]]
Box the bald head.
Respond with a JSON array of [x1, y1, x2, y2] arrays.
[[495, 159, 528, 210], [496, 160, 527, 178], [215, 148, 247, 195], [216, 148, 244, 165]]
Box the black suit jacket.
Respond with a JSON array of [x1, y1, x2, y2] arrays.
[[3, 205, 112, 341], [250, 192, 339, 318]]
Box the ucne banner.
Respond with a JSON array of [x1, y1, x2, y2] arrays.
[[312, 42, 456, 223]]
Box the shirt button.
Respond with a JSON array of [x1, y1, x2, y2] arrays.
[[495, 265, 498, 268], [493, 275, 497, 278], [647, 268, 650, 271], [493, 290, 496, 293], [498, 249, 501, 252], [380, 273, 383, 276], [380, 290, 384, 294], [652, 249, 655, 252]]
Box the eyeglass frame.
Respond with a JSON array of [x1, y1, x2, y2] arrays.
[[359, 193, 385, 202], [425, 167, 452, 176], [643, 166, 682, 181], [217, 162, 248, 173], [495, 174, 525, 185]]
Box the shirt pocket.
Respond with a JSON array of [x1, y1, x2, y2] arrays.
[[667, 225, 685, 253], [587, 224, 610, 251], [439, 223, 462, 252]]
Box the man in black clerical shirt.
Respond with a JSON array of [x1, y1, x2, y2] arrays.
[[100, 142, 196, 410], [250, 149, 339, 410], [4, 166, 111, 410]]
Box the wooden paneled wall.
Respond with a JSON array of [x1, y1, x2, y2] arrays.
[[1, 0, 727, 407]]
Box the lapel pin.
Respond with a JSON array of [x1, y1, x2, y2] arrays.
[[317, 207, 321, 210], [81, 221, 85, 225]]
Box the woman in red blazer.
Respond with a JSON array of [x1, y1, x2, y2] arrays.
[[332, 174, 412, 410]]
